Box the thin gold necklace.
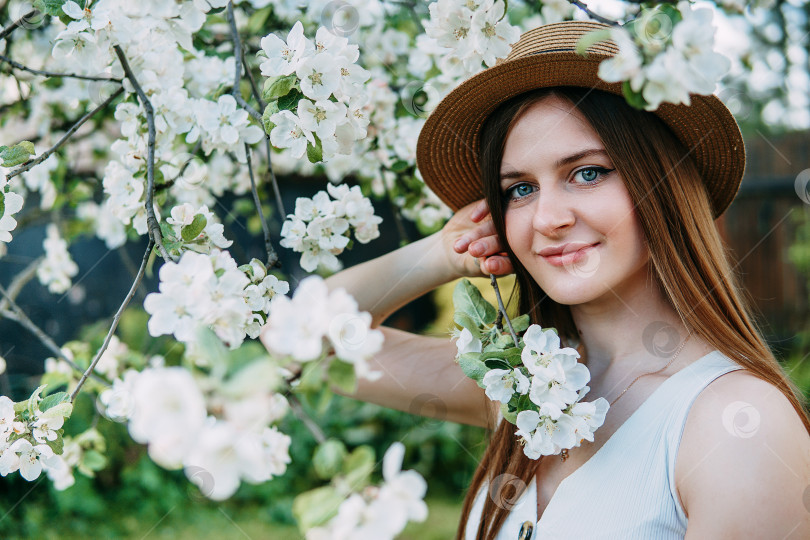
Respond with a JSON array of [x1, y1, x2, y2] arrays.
[[519, 333, 694, 540], [558, 332, 693, 462]]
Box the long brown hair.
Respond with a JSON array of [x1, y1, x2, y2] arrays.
[[455, 87, 810, 539]]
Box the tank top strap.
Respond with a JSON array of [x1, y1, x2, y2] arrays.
[[663, 350, 745, 526]]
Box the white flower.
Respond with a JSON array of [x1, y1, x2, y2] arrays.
[[31, 408, 66, 444], [0, 184, 24, 244], [297, 53, 342, 101], [520, 326, 580, 375], [376, 441, 428, 528], [482, 367, 530, 403], [598, 28, 644, 89], [470, 1, 521, 67], [128, 367, 207, 469], [269, 110, 315, 159], [36, 224, 79, 294], [455, 328, 482, 357], [297, 99, 347, 140], [259, 21, 313, 77], [7, 439, 54, 481]]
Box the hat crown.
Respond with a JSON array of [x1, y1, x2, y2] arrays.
[[498, 20, 618, 65]]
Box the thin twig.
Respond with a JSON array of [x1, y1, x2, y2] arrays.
[[0, 54, 124, 82], [70, 238, 154, 402], [155, 140, 203, 193], [0, 285, 107, 385], [264, 138, 286, 219], [287, 393, 326, 444], [227, 1, 263, 124], [6, 86, 124, 180], [490, 274, 518, 347], [0, 257, 41, 311], [245, 144, 279, 268], [0, 10, 36, 42], [112, 45, 173, 263], [566, 0, 621, 25]]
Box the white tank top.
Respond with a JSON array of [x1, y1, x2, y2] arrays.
[[464, 350, 744, 539]]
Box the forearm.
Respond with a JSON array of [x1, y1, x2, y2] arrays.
[[325, 232, 458, 327]]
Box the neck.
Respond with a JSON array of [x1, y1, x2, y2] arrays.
[[569, 265, 696, 381]]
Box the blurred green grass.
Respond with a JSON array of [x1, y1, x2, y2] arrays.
[[37, 495, 463, 540]]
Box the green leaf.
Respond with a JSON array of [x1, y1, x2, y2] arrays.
[[0, 191, 5, 218], [453, 312, 481, 338], [342, 445, 375, 491], [38, 391, 69, 412], [494, 332, 517, 348], [27, 384, 48, 415], [0, 141, 36, 167], [312, 439, 347, 480], [292, 486, 344, 530], [484, 358, 511, 371], [81, 449, 107, 472], [499, 402, 517, 425], [458, 352, 488, 388], [33, 0, 70, 17], [452, 279, 497, 328], [262, 101, 280, 135], [296, 361, 326, 392], [390, 160, 410, 173], [510, 314, 530, 333], [262, 74, 298, 102], [46, 434, 64, 455], [621, 80, 647, 110], [575, 28, 613, 57], [306, 134, 323, 163], [278, 89, 303, 112], [246, 6, 272, 35], [327, 359, 357, 395], [180, 213, 207, 242]]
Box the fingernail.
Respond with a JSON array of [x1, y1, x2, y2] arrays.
[[454, 238, 465, 250]]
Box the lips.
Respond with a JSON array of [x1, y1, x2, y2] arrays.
[[539, 242, 599, 267]]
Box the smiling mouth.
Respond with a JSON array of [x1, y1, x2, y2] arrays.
[[540, 243, 599, 266]]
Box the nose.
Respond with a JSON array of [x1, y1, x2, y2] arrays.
[[531, 186, 575, 237]]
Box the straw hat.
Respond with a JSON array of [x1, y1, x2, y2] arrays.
[[415, 20, 745, 218]]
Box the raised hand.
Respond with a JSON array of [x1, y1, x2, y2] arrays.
[[439, 199, 514, 278]]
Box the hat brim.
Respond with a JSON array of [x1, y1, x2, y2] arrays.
[[416, 46, 745, 218]]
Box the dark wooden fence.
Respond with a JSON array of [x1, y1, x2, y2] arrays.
[[717, 130, 809, 351]]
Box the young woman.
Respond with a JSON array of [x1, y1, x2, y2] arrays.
[[325, 21, 810, 539]]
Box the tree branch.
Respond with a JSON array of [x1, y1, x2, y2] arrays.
[[0, 284, 107, 385], [245, 144, 279, 268], [287, 393, 326, 444], [0, 256, 41, 311], [6, 86, 124, 180], [0, 10, 36, 42], [490, 274, 518, 347], [70, 238, 154, 402], [112, 45, 174, 263], [264, 138, 286, 219], [227, 1, 263, 124], [0, 54, 124, 82], [565, 0, 621, 26]]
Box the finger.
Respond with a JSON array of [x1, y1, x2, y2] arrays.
[[469, 199, 491, 223], [468, 235, 503, 258], [454, 220, 498, 253], [481, 255, 514, 276]]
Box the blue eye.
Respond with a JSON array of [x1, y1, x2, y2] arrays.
[[574, 166, 613, 184], [505, 183, 537, 200]]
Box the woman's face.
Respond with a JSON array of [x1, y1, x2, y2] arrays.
[[500, 96, 650, 306]]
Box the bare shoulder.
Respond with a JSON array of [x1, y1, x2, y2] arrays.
[[676, 369, 810, 539]]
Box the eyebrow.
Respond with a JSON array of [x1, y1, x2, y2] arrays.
[[500, 148, 609, 180]]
